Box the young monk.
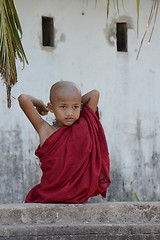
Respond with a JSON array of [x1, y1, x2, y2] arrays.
[[18, 81, 111, 203]]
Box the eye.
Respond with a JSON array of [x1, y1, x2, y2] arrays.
[[60, 105, 66, 109], [73, 106, 80, 109]]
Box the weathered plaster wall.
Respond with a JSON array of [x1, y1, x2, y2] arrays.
[[0, 0, 160, 203]]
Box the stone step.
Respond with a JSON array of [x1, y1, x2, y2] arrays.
[[0, 202, 160, 239], [0, 223, 160, 240]]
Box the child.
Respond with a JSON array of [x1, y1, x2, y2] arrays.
[[18, 81, 111, 203]]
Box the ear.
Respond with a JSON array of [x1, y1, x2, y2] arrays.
[[81, 103, 83, 111], [47, 102, 54, 113]]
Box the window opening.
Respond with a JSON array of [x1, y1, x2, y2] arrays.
[[116, 22, 128, 52], [42, 16, 54, 47]]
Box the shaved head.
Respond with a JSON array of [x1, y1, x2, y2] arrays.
[[50, 81, 81, 103]]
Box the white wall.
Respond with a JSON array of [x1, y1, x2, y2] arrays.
[[0, 0, 160, 203]]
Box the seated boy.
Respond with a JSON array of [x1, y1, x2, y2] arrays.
[[18, 81, 111, 203]]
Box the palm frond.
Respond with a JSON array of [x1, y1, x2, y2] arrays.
[[95, 0, 98, 8], [107, 0, 110, 18], [113, 0, 115, 9], [136, 0, 159, 60], [0, 0, 28, 108], [122, 0, 124, 9], [137, 0, 140, 38], [148, 0, 159, 44], [107, 0, 125, 19], [116, 0, 119, 14]]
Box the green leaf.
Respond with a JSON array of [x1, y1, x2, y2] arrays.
[[107, 0, 110, 18], [133, 192, 140, 202]]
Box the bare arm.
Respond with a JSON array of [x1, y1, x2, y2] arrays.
[[81, 90, 99, 113], [18, 94, 48, 135]]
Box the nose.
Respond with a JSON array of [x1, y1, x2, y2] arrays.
[[66, 108, 73, 116]]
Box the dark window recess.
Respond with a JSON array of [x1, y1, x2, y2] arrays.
[[42, 16, 54, 47], [116, 22, 128, 52]]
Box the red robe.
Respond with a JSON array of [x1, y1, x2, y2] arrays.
[[25, 105, 111, 203]]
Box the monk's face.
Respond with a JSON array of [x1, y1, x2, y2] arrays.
[[49, 85, 82, 127]]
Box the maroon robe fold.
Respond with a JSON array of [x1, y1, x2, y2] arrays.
[[25, 105, 111, 203]]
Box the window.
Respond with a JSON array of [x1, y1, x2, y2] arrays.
[[42, 16, 54, 47], [116, 22, 128, 52]]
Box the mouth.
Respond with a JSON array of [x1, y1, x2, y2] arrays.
[[65, 118, 74, 122]]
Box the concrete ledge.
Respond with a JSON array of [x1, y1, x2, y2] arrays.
[[0, 202, 160, 239], [0, 202, 160, 225]]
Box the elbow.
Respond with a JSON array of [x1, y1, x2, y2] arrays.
[[18, 94, 24, 104], [18, 94, 22, 101], [91, 90, 100, 101], [18, 94, 28, 106]]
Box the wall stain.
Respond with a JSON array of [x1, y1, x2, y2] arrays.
[[0, 125, 41, 203], [152, 152, 160, 166], [60, 33, 66, 42], [104, 15, 133, 47], [136, 119, 141, 142]]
